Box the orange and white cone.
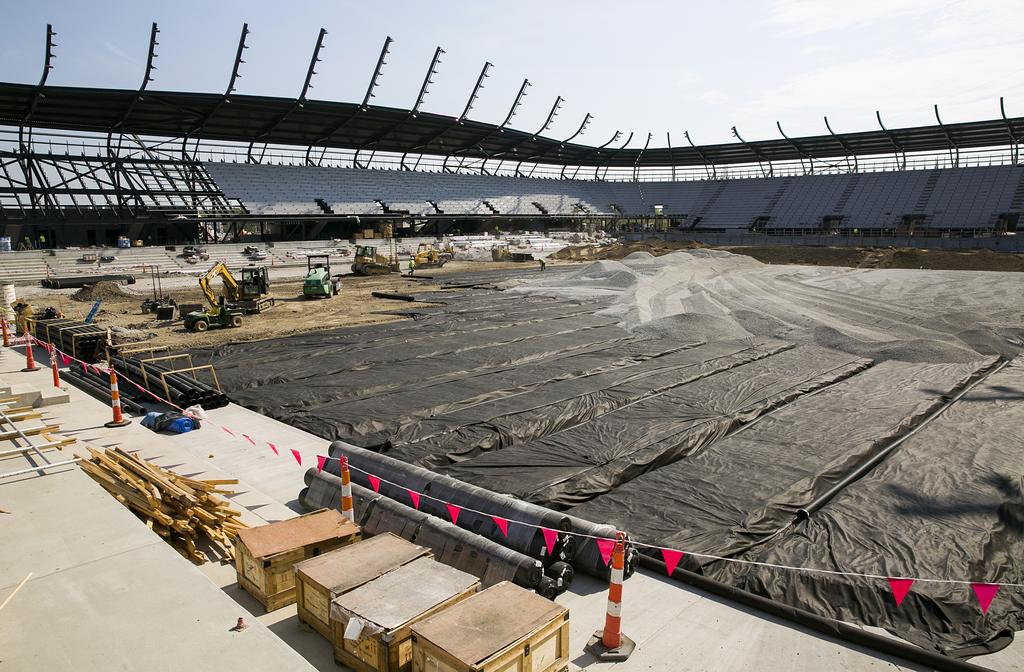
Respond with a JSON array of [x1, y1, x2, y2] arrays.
[[586, 531, 635, 661], [104, 368, 131, 428], [50, 345, 61, 388], [22, 338, 41, 372], [339, 456, 355, 523], [1, 317, 10, 348]]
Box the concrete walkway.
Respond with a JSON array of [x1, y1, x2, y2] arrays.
[[1, 342, 1019, 671]]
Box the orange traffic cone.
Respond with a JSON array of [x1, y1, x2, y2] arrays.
[[105, 368, 131, 428], [585, 532, 635, 661], [22, 339, 41, 372]]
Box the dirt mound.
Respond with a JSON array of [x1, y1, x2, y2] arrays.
[[550, 238, 706, 261], [71, 281, 134, 302], [722, 245, 1024, 272]]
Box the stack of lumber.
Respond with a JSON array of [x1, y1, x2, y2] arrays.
[[79, 447, 248, 564]]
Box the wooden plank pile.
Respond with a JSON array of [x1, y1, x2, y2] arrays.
[[79, 447, 248, 564]]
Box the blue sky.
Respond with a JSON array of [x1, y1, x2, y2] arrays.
[[1, 0, 1020, 147]]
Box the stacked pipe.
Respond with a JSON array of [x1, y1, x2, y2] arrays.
[[111, 356, 229, 410], [30, 319, 106, 363], [40, 274, 136, 289], [320, 441, 635, 586], [63, 365, 146, 415], [300, 469, 549, 595]]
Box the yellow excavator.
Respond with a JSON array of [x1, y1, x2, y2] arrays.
[[351, 245, 400, 276], [183, 262, 273, 332]]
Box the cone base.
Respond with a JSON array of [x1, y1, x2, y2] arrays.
[[585, 631, 635, 662], [22, 365, 41, 372], [104, 419, 132, 428]]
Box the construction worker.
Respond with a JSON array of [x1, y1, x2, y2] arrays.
[[408, 257, 416, 276], [538, 258, 546, 272]]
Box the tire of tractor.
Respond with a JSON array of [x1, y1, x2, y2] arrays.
[[193, 320, 208, 332], [231, 315, 243, 328]]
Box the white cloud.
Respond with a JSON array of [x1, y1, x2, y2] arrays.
[[699, 89, 730, 106]]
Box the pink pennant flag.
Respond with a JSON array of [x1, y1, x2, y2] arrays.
[[368, 475, 381, 493], [492, 516, 509, 537], [595, 538, 616, 566], [267, 441, 279, 456], [887, 578, 914, 607], [61, 354, 71, 366], [222, 426, 235, 437], [82, 362, 88, 373], [661, 548, 685, 576], [972, 583, 1000, 615], [407, 489, 421, 510], [541, 527, 559, 556], [316, 455, 327, 473], [242, 433, 257, 446], [290, 449, 302, 466], [446, 503, 461, 525]]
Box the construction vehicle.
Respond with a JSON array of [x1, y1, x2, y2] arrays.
[[303, 254, 343, 298], [351, 245, 400, 276], [412, 242, 453, 269], [228, 266, 275, 313], [183, 261, 258, 332]]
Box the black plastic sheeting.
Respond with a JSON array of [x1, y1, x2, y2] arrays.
[[712, 359, 1024, 658], [574, 357, 1022, 657], [438, 344, 870, 508], [198, 288, 1023, 659]]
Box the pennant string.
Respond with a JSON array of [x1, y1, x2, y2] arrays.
[[22, 337, 1022, 591]]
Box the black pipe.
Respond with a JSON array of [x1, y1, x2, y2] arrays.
[[796, 359, 1008, 520], [640, 555, 993, 672], [370, 291, 416, 302]]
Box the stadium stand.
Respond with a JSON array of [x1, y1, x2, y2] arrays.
[[204, 161, 1024, 234]]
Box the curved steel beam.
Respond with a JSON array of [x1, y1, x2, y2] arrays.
[[598, 131, 633, 181], [824, 116, 857, 173], [505, 96, 563, 175], [933, 104, 959, 167], [684, 131, 716, 179], [193, 23, 249, 161], [731, 126, 772, 177], [632, 132, 652, 182], [306, 36, 392, 166], [249, 27, 327, 163], [776, 121, 815, 174], [536, 112, 590, 178], [569, 129, 619, 180], [445, 78, 529, 173], [875, 110, 905, 170], [1000, 97, 1018, 164], [666, 132, 676, 181], [408, 61, 492, 170], [360, 46, 445, 168]]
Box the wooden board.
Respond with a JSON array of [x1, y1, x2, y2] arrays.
[[332, 557, 479, 631], [410, 582, 567, 668], [236, 509, 358, 558], [296, 533, 432, 639]]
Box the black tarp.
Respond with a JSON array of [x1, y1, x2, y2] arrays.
[[198, 283, 1023, 658]]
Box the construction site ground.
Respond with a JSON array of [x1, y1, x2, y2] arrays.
[[7, 343, 1019, 671]]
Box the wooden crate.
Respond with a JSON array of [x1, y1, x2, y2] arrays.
[[410, 582, 569, 672], [234, 509, 361, 612], [295, 532, 432, 640], [331, 557, 480, 672]]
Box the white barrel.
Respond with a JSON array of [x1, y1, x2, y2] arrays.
[[0, 236, 11, 252], [1, 284, 15, 320]]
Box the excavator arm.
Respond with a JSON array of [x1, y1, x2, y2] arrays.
[[199, 262, 240, 309]]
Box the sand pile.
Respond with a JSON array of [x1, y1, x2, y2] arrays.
[[510, 249, 1024, 363]]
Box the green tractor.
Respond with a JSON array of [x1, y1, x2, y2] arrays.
[[303, 254, 342, 298]]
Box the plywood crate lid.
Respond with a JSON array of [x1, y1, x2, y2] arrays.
[[236, 509, 359, 559], [331, 557, 478, 632], [411, 582, 567, 666], [294, 532, 430, 594]]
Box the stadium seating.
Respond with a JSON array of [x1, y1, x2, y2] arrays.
[[204, 161, 1024, 233]]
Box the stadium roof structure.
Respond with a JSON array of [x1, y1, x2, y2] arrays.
[[3, 82, 1023, 169], [2, 22, 1023, 171]]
